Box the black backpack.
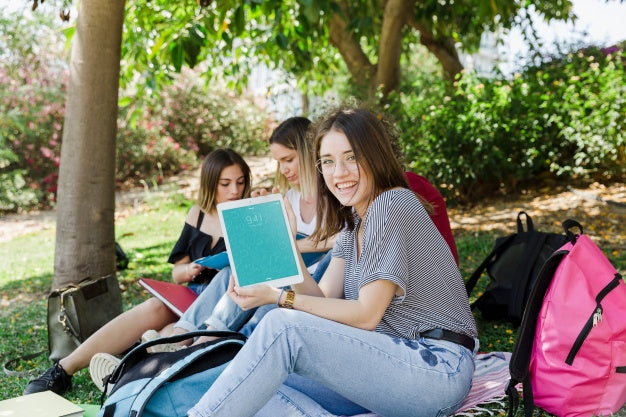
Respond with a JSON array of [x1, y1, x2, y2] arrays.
[[465, 211, 568, 326], [97, 330, 246, 417]]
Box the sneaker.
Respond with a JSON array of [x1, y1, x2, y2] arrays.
[[142, 329, 186, 353], [89, 352, 120, 392], [23, 360, 72, 395]]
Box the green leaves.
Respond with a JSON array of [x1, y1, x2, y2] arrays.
[[392, 46, 625, 204]]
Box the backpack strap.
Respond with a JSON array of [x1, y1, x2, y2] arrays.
[[516, 211, 534, 233], [562, 219, 584, 244], [465, 233, 516, 297], [465, 211, 530, 298], [507, 250, 568, 417], [106, 330, 245, 388]]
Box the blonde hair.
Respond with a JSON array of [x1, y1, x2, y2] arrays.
[[269, 117, 316, 200], [197, 148, 251, 212]]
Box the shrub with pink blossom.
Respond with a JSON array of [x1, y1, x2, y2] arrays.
[[1, 14, 274, 212], [0, 14, 67, 212]]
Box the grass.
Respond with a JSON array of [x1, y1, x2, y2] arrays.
[[0, 183, 623, 412]]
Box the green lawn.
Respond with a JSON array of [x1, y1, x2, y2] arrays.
[[1, 185, 622, 413]]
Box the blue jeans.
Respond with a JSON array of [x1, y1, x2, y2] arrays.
[[177, 252, 330, 336], [175, 268, 247, 332], [188, 309, 476, 417]]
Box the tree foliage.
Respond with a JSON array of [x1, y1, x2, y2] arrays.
[[392, 44, 625, 203], [36, 0, 580, 100]]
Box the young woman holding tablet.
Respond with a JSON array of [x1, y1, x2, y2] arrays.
[[188, 108, 478, 417]]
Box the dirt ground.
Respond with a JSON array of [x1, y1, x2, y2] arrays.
[[1, 156, 624, 252]]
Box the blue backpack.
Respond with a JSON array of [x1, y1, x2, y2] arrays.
[[97, 330, 246, 417]]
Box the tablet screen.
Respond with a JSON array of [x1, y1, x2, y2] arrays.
[[217, 194, 304, 287]]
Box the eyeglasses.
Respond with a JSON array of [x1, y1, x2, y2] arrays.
[[316, 153, 359, 175]]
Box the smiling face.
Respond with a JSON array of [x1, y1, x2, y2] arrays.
[[270, 142, 300, 187], [318, 129, 372, 217], [215, 164, 247, 204]]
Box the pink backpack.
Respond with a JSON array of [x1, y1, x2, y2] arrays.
[[507, 220, 626, 417]]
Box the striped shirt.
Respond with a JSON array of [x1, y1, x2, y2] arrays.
[[332, 188, 477, 340]]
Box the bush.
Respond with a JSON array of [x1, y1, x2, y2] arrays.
[[0, 12, 274, 211], [390, 45, 625, 203], [116, 69, 273, 186]]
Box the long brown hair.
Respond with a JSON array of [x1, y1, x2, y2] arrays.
[[197, 148, 251, 213], [311, 108, 431, 242]]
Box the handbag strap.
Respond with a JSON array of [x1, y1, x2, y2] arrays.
[[3, 350, 47, 377], [58, 287, 82, 344]]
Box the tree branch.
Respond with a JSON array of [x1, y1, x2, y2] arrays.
[[411, 20, 464, 82], [328, 0, 376, 91]]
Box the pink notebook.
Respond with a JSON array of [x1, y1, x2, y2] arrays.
[[138, 278, 198, 317]]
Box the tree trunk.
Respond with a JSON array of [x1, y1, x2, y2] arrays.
[[53, 0, 126, 289], [328, 1, 377, 97], [376, 0, 413, 97]]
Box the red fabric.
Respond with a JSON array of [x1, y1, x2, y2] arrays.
[[404, 172, 459, 265]]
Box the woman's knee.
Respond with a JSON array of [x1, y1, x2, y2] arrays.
[[256, 308, 311, 334], [142, 297, 178, 322]]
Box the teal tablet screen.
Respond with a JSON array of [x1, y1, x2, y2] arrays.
[[221, 198, 300, 287]]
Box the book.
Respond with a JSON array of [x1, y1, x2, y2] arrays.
[[138, 278, 197, 316], [193, 251, 230, 270], [0, 390, 84, 417], [217, 194, 304, 288]]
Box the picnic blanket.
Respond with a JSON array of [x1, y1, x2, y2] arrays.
[[347, 351, 511, 417]]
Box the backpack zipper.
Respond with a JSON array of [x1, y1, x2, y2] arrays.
[[565, 273, 622, 366]]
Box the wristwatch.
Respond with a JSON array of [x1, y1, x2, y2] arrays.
[[279, 290, 295, 309]]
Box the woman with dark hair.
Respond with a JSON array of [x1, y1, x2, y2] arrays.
[[24, 148, 251, 395], [188, 108, 477, 417]]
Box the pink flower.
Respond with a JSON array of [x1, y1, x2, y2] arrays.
[[40, 147, 55, 159]]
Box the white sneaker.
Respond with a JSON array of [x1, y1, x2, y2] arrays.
[[89, 352, 120, 392], [142, 329, 185, 353]]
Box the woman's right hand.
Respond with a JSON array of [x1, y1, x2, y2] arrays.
[[227, 274, 279, 310]]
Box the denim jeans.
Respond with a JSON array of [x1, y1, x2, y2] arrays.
[[178, 253, 330, 336], [175, 267, 249, 332], [188, 309, 476, 417]]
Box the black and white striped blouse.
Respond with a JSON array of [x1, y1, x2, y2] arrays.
[[332, 188, 477, 340]]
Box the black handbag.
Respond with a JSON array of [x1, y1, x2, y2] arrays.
[[48, 274, 123, 360], [465, 211, 568, 326]]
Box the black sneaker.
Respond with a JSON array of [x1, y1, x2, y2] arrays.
[[23, 360, 72, 395]]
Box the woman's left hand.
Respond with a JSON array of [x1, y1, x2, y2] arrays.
[[227, 275, 280, 310]]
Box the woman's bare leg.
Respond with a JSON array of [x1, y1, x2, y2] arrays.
[[58, 297, 178, 375]]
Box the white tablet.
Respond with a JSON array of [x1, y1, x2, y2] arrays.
[[217, 193, 304, 288]]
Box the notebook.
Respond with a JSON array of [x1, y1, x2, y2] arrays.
[[217, 193, 304, 288], [138, 278, 197, 316], [0, 390, 84, 417], [194, 251, 230, 270]]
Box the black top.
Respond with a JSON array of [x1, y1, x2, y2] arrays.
[[168, 211, 226, 284]]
